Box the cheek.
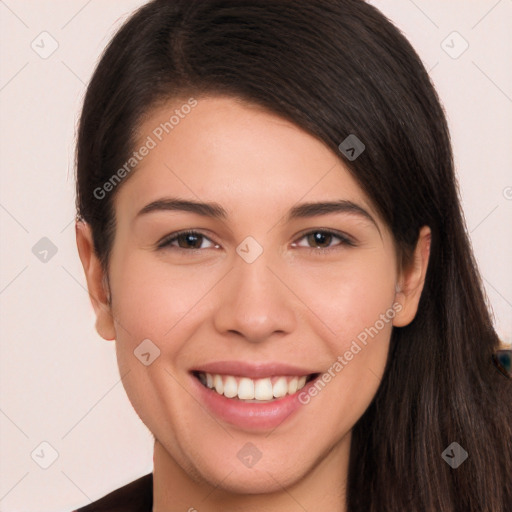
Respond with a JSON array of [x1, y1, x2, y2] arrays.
[[291, 249, 397, 347], [107, 252, 204, 433], [109, 251, 209, 341], [291, 250, 396, 415], [292, 258, 396, 435]]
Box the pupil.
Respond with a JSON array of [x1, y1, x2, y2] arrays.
[[309, 232, 331, 248], [180, 233, 200, 248]]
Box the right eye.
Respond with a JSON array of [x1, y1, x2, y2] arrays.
[[157, 230, 219, 251]]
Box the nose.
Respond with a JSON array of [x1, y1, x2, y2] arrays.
[[212, 249, 297, 344]]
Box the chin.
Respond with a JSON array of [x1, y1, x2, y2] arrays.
[[199, 459, 306, 495]]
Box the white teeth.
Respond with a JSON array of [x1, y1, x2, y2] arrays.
[[272, 377, 288, 398], [198, 372, 312, 401], [288, 376, 298, 395], [238, 378, 255, 399], [223, 376, 238, 398], [213, 374, 224, 395], [254, 378, 274, 400]]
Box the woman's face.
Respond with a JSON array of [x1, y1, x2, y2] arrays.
[[83, 96, 413, 494]]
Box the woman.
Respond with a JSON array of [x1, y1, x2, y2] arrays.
[[73, 0, 512, 510]]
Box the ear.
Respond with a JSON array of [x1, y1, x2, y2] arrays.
[[75, 220, 116, 341], [392, 226, 431, 327]]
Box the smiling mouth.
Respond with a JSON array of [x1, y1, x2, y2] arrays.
[[192, 371, 320, 403]]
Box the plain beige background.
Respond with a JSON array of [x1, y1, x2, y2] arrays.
[[0, 1, 511, 510]]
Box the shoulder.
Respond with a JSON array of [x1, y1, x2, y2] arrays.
[[72, 472, 153, 512]]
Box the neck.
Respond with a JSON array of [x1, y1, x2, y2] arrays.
[[152, 433, 350, 512]]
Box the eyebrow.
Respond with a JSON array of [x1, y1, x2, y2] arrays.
[[135, 197, 381, 233]]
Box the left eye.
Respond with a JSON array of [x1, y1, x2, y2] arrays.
[[292, 230, 355, 250]]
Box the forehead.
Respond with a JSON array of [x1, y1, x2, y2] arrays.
[[114, 95, 377, 223]]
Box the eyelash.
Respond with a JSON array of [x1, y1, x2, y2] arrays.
[[157, 229, 356, 254]]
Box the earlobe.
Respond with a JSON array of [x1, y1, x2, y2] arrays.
[[392, 226, 431, 327], [75, 220, 116, 341]]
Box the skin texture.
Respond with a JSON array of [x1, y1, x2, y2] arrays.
[[76, 96, 431, 511]]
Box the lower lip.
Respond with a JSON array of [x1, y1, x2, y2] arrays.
[[190, 373, 319, 431]]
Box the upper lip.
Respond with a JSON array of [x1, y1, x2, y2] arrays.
[[191, 361, 318, 379]]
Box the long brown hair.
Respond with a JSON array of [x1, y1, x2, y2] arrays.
[[75, 1, 512, 510]]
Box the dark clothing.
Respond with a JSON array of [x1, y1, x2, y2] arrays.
[[73, 473, 153, 511]]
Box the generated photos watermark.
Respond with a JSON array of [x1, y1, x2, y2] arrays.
[[298, 301, 403, 405], [93, 98, 198, 200]]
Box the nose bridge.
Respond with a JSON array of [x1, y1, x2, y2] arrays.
[[212, 242, 296, 342]]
